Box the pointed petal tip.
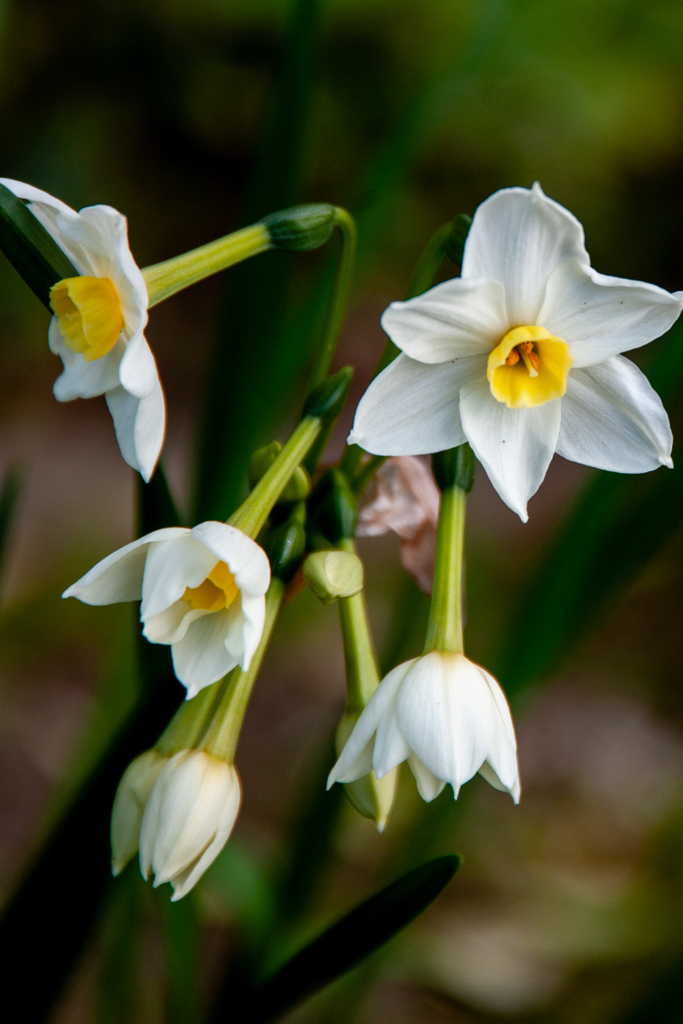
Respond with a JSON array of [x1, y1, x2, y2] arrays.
[[660, 455, 674, 469]]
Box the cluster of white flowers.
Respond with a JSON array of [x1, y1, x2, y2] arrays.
[[17, 177, 676, 896]]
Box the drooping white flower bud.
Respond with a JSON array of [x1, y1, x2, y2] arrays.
[[329, 650, 520, 804], [111, 749, 168, 876], [139, 750, 241, 901]]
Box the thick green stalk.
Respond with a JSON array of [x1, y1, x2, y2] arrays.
[[307, 208, 357, 388], [155, 679, 225, 756], [229, 417, 321, 538], [423, 484, 466, 655], [142, 224, 272, 307], [199, 581, 285, 761], [337, 538, 380, 710]]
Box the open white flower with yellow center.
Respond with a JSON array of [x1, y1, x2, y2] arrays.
[[0, 178, 164, 481], [329, 650, 520, 803], [349, 184, 683, 520], [63, 522, 270, 697]]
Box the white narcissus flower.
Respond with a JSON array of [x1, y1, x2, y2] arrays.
[[349, 184, 683, 521], [63, 522, 270, 697], [328, 651, 520, 803], [0, 177, 164, 481], [139, 750, 241, 901]]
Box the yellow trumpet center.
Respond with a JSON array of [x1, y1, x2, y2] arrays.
[[182, 561, 240, 613], [487, 325, 573, 409], [50, 276, 125, 362]]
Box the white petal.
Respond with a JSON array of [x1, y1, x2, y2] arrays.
[[0, 178, 93, 274], [396, 652, 494, 797], [460, 379, 561, 521], [348, 353, 486, 456], [190, 522, 271, 597], [171, 610, 238, 696], [372, 703, 411, 778], [477, 667, 520, 802], [141, 534, 217, 621], [408, 755, 447, 802], [558, 356, 673, 473], [169, 765, 241, 900], [538, 258, 683, 367], [143, 600, 208, 645], [62, 527, 188, 604], [118, 334, 157, 399], [381, 277, 508, 363], [462, 183, 589, 325], [77, 205, 148, 334], [237, 593, 266, 670], [49, 318, 123, 400], [105, 373, 166, 483], [328, 659, 417, 786], [146, 752, 233, 885]]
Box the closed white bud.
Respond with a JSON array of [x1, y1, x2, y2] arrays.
[[303, 550, 364, 604], [111, 749, 168, 876], [336, 712, 396, 832], [139, 750, 241, 901]]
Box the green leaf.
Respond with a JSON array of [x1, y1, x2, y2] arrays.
[[0, 467, 21, 594], [242, 855, 460, 1024], [0, 183, 77, 309]]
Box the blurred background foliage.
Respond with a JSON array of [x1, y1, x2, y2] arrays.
[[2, 0, 683, 1021]]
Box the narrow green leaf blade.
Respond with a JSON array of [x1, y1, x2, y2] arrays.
[[246, 855, 460, 1024], [0, 183, 77, 308]]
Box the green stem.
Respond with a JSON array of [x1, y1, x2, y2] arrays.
[[155, 680, 224, 756], [229, 417, 321, 538], [200, 581, 285, 760], [306, 208, 357, 388], [337, 538, 381, 710], [142, 223, 272, 308], [352, 454, 387, 496], [423, 484, 466, 655]]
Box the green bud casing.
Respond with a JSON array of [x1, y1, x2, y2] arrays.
[[432, 444, 475, 493], [302, 366, 353, 423], [307, 468, 358, 546], [304, 549, 364, 604], [265, 505, 307, 583], [261, 204, 337, 252]]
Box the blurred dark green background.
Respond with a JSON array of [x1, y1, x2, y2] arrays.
[[2, 0, 683, 1021]]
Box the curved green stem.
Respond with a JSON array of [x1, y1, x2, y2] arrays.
[[337, 538, 381, 710], [307, 208, 357, 388]]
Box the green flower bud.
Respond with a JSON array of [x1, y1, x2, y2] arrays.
[[302, 366, 353, 423], [303, 549, 363, 604], [260, 204, 337, 252], [335, 713, 397, 832], [264, 504, 307, 583], [248, 441, 311, 503], [307, 468, 358, 546]]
